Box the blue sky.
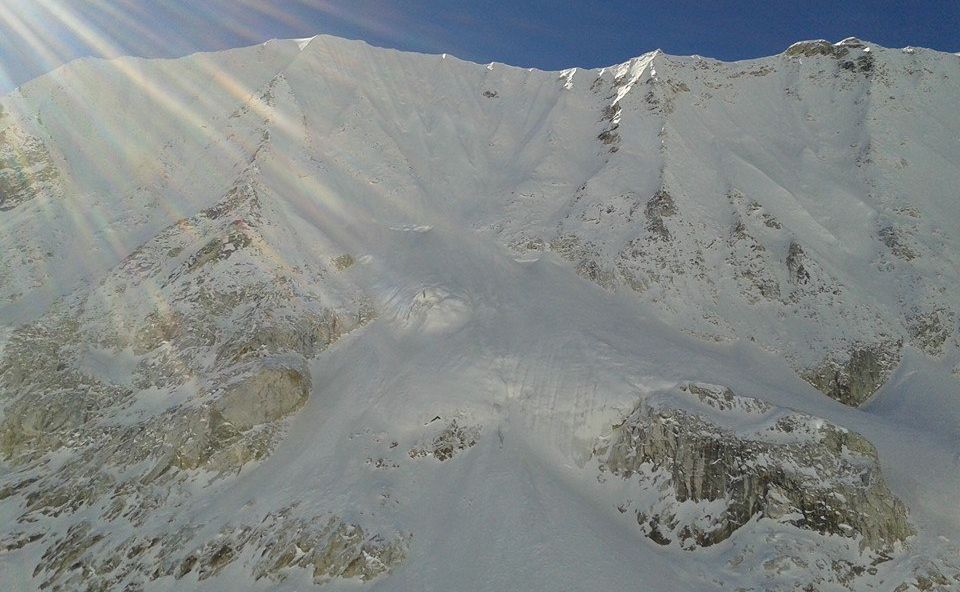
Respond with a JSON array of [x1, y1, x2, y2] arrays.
[[1, 0, 958, 92]]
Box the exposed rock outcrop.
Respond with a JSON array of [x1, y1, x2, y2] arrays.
[[214, 364, 309, 429], [802, 342, 902, 406], [596, 382, 912, 552], [784, 40, 850, 59], [332, 253, 356, 270], [644, 189, 677, 241], [880, 225, 919, 261], [0, 172, 378, 585], [0, 122, 61, 211], [31, 509, 407, 591], [409, 418, 480, 462], [906, 308, 954, 355]]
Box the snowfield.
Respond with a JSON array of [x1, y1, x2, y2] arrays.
[[0, 35, 959, 591]]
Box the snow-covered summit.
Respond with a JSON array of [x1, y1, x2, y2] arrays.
[[1, 34, 960, 591]]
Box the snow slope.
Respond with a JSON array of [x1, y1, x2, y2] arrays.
[[0, 35, 959, 591]]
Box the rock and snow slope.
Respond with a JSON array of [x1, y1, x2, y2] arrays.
[[0, 35, 959, 591]]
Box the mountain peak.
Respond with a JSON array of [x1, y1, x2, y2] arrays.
[[1, 29, 960, 592]]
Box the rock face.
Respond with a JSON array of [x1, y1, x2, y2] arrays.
[[214, 365, 309, 430], [31, 509, 407, 592], [784, 40, 852, 59], [596, 383, 912, 551], [500, 39, 960, 408], [0, 167, 389, 588], [801, 342, 903, 407], [0, 121, 61, 211], [409, 419, 481, 462], [0, 174, 365, 467]]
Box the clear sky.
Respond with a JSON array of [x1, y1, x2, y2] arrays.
[[1, 0, 958, 93]]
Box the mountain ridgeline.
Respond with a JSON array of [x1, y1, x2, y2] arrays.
[[0, 36, 959, 591]]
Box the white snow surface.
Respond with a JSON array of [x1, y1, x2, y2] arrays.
[[0, 35, 959, 591]]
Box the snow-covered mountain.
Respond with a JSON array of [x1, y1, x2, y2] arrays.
[[1, 35, 959, 591]]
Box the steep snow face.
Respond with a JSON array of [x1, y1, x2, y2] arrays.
[[1, 36, 960, 591], [501, 42, 960, 404]]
